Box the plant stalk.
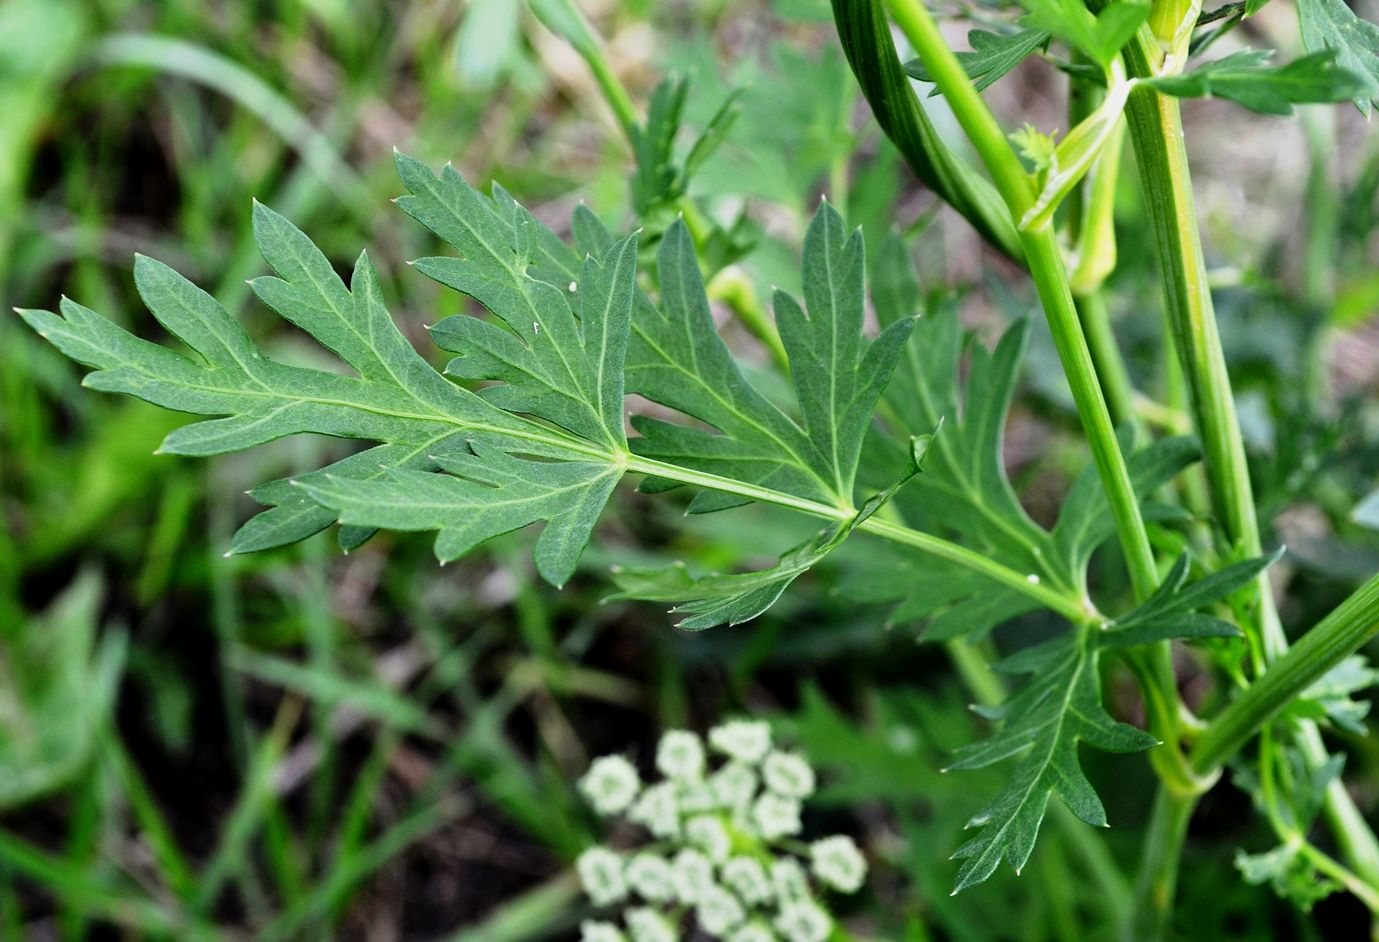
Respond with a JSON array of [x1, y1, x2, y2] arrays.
[[880, 0, 1200, 798]]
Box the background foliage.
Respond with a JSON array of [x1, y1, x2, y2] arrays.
[[3, 0, 1379, 938]]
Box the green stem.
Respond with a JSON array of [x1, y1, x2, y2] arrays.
[[1074, 289, 1137, 430], [625, 454, 1093, 622], [1120, 36, 1379, 904], [1191, 573, 1379, 775], [883, 0, 1194, 798], [1126, 789, 1195, 942]]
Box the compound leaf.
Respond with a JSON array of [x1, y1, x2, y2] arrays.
[[1298, 0, 1379, 115], [1146, 49, 1365, 115], [905, 28, 1050, 93], [947, 626, 1158, 893]]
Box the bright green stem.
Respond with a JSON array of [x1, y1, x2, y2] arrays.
[[1120, 74, 1281, 659], [1191, 573, 1379, 775], [882, 0, 1155, 596], [1074, 289, 1137, 430], [1121, 43, 1379, 903], [882, 0, 1196, 797]]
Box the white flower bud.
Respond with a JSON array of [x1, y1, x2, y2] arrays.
[[761, 751, 815, 800], [577, 847, 628, 907], [696, 882, 747, 936], [809, 835, 866, 893], [750, 792, 802, 840], [774, 899, 832, 942], [670, 848, 716, 904], [710, 761, 759, 811], [686, 814, 733, 864], [657, 730, 706, 782], [579, 755, 642, 816], [626, 907, 679, 942], [629, 782, 681, 839], [770, 859, 809, 902], [721, 856, 773, 906], [709, 720, 773, 764], [625, 852, 676, 903], [580, 919, 628, 942], [678, 779, 719, 815], [728, 925, 778, 942]]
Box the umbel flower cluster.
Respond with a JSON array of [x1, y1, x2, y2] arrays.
[[576, 721, 866, 942]]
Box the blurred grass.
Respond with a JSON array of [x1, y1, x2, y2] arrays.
[[0, 0, 1376, 939]]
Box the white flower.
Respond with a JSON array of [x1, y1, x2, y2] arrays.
[[751, 792, 802, 840], [577, 847, 628, 907], [810, 835, 866, 893], [579, 755, 642, 816], [774, 899, 832, 942], [581, 919, 628, 942], [770, 859, 809, 902], [657, 730, 706, 782], [761, 752, 815, 800], [686, 814, 733, 864], [709, 720, 773, 764], [721, 856, 773, 906], [710, 761, 759, 811], [729, 925, 778, 942], [671, 848, 716, 904], [626, 907, 679, 942], [625, 852, 676, 902], [629, 782, 681, 839], [678, 779, 719, 815], [696, 883, 747, 935]]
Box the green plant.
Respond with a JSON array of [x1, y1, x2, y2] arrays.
[[15, 0, 1379, 938]]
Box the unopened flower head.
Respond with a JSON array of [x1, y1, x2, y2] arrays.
[[626, 907, 679, 942], [575, 728, 863, 941], [657, 730, 706, 782], [580, 755, 642, 816], [696, 883, 747, 935], [722, 856, 773, 905], [578, 847, 628, 907], [625, 852, 676, 902], [770, 858, 810, 902], [628, 782, 681, 839], [762, 751, 815, 800], [709, 720, 773, 764], [581, 920, 628, 942], [810, 835, 866, 893], [710, 761, 759, 811], [686, 814, 732, 863], [671, 848, 716, 904], [751, 792, 802, 840], [729, 925, 779, 942], [774, 899, 832, 942]]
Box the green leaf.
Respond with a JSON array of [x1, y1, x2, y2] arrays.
[[1285, 655, 1379, 734], [1017, 0, 1149, 67], [0, 574, 120, 808], [610, 431, 930, 629], [22, 159, 631, 584], [397, 154, 637, 451], [1298, 0, 1379, 115], [946, 626, 1158, 892], [1102, 549, 1284, 648], [300, 442, 621, 587], [632, 204, 914, 509], [1145, 49, 1365, 116], [830, 0, 1025, 260], [904, 28, 1050, 93]]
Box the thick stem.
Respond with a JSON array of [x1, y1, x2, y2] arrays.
[[1191, 573, 1379, 775], [1121, 43, 1379, 896], [883, 0, 1193, 795], [1126, 789, 1195, 942]]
